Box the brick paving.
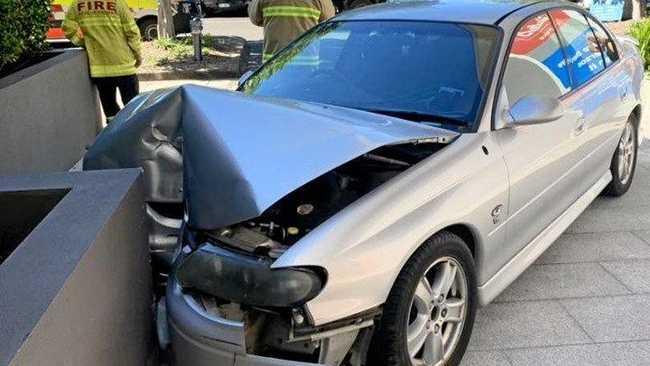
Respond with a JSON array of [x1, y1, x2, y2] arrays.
[[462, 143, 650, 366]]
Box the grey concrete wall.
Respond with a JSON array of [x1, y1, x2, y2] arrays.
[[0, 169, 153, 366], [0, 49, 100, 176]]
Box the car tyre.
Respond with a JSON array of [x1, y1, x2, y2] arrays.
[[368, 231, 477, 366], [604, 115, 638, 197], [139, 18, 159, 41]]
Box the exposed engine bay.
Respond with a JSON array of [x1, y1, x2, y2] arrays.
[[198, 142, 446, 257]]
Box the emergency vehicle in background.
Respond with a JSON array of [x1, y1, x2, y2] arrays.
[[48, 0, 159, 42]]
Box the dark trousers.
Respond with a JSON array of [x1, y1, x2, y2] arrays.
[[92, 74, 140, 119]]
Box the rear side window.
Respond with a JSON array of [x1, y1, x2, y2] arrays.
[[503, 13, 571, 106], [550, 9, 605, 87], [586, 15, 619, 66]]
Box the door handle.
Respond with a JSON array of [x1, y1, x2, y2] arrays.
[[574, 118, 586, 136]]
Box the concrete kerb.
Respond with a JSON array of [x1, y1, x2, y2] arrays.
[[138, 68, 239, 81]]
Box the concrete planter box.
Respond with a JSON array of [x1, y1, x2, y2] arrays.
[[0, 169, 153, 366], [0, 49, 100, 176]]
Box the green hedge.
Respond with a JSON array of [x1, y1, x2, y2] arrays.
[[630, 20, 650, 69], [0, 0, 51, 72]]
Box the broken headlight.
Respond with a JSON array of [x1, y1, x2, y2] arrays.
[[175, 243, 324, 308]]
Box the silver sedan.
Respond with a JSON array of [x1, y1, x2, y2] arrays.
[[84, 1, 644, 365]]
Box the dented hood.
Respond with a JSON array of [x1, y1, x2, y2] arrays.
[[84, 85, 457, 229]]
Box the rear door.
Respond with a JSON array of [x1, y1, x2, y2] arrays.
[[548, 9, 626, 193], [493, 12, 587, 263]]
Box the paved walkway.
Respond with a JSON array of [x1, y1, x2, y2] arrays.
[[461, 79, 650, 366], [461, 143, 650, 365], [202, 17, 262, 41], [139, 79, 237, 93]]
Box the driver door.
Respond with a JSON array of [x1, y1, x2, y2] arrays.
[[492, 12, 587, 267]]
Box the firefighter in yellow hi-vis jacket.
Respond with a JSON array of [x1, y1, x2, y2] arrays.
[[63, 0, 142, 119], [249, 0, 335, 63]]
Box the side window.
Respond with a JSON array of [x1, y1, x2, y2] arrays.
[[586, 15, 619, 66], [503, 13, 571, 106], [549, 9, 606, 87]]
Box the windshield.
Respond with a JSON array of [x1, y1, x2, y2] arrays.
[[241, 21, 499, 128]]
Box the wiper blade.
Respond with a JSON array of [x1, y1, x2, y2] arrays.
[[363, 108, 467, 126]]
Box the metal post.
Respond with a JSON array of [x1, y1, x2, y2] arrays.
[[191, 17, 203, 61], [190, 0, 203, 61]]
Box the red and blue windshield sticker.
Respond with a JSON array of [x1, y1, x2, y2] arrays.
[[511, 14, 572, 91], [511, 11, 606, 90], [553, 10, 606, 86]]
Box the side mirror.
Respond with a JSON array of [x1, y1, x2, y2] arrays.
[[238, 69, 255, 88], [507, 95, 564, 126]]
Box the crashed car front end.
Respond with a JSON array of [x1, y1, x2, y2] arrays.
[[84, 85, 458, 365]]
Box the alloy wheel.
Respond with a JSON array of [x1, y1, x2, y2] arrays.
[[406, 257, 468, 366], [618, 122, 635, 185]]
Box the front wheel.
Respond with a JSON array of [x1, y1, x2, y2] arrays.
[[604, 116, 638, 197], [368, 231, 477, 366]]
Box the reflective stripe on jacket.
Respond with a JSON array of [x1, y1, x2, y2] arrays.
[[63, 0, 142, 78], [249, 0, 335, 61]]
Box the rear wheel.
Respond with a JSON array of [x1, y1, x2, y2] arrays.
[[139, 18, 158, 41], [604, 116, 638, 197], [368, 231, 477, 366]]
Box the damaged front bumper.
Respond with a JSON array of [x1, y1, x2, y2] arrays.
[[165, 278, 325, 366], [163, 241, 377, 365]]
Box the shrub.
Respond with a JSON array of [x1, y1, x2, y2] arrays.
[[0, 0, 51, 72], [153, 35, 213, 60], [630, 19, 650, 68], [154, 37, 195, 59]]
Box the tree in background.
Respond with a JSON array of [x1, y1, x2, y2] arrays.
[[632, 0, 647, 20], [158, 0, 176, 38], [0, 0, 51, 72]]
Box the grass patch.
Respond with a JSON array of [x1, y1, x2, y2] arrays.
[[154, 36, 206, 60], [154, 35, 235, 63], [139, 35, 247, 74]]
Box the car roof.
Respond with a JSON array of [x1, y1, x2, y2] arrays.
[[335, 0, 554, 25]]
